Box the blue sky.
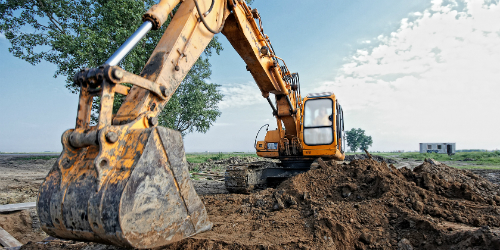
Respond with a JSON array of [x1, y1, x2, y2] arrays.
[[1, 0, 499, 152]]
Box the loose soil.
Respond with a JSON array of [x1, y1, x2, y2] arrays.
[[0, 155, 56, 205], [344, 154, 398, 164], [0, 209, 46, 245], [1, 155, 500, 249]]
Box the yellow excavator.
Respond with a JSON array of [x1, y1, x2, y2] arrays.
[[37, 0, 345, 248]]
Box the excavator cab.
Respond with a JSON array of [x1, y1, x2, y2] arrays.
[[231, 92, 344, 193], [255, 92, 345, 160], [301, 92, 345, 159], [303, 96, 335, 145]]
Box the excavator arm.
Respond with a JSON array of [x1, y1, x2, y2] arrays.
[[222, 2, 302, 154], [37, 0, 301, 248]]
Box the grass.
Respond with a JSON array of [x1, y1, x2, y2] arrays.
[[186, 152, 258, 164], [190, 166, 201, 173], [369, 152, 402, 157], [371, 151, 500, 168], [186, 153, 258, 179], [11, 151, 499, 170], [399, 151, 500, 165], [210, 165, 226, 172], [190, 174, 201, 180], [449, 165, 500, 170]]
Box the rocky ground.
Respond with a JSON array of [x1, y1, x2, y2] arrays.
[[1, 154, 499, 249]]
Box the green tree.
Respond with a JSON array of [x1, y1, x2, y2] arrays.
[[359, 134, 373, 151], [346, 128, 373, 152], [159, 57, 223, 136], [0, 0, 228, 134]]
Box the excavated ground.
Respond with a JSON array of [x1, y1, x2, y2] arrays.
[[1, 155, 500, 249]]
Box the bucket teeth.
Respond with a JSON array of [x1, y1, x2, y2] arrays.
[[37, 127, 211, 249]]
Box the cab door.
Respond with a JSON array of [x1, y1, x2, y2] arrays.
[[302, 98, 334, 145]]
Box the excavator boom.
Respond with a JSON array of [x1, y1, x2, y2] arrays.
[[37, 0, 343, 248]]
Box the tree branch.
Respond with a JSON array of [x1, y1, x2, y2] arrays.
[[35, 0, 66, 34]]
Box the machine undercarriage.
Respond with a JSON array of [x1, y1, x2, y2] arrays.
[[225, 158, 318, 193]]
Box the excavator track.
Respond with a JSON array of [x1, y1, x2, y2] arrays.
[[225, 161, 275, 193], [225, 160, 314, 194]]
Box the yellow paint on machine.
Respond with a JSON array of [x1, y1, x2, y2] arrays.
[[37, 0, 346, 249]]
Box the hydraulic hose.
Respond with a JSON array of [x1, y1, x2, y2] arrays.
[[203, 0, 215, 16], [254, 124, 269, 148], [193, 0, 224, 34]]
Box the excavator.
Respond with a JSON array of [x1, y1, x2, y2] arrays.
[[37, 0, 345, 248]]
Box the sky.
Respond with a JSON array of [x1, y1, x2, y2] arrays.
[[0, 0, 499, 153]]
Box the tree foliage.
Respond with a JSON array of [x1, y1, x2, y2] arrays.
[[0, 0, 225, 134], [346, 128, 373, 152], [159, 57, 223, 136]]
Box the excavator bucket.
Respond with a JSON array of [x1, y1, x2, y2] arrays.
[[37, 126, 211, 249]]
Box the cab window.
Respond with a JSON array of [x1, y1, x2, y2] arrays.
[[303, 98, 333, 145]]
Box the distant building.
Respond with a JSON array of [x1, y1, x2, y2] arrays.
[[419, 143, 456, 154]]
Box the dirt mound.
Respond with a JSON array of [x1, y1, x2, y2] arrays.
[[470, 169, 500, 187], [171, 159, 500, 249], [401, 161, 500, 206], [16, 159, 500, 249], [0, 209, 47, 244], [345, 154, 397, 164]]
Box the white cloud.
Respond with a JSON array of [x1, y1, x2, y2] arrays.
[[0, 32, 5, 39], [218, 81, 265, 109], [185, 81, 277, 152], [213, 122, 234, 126], [317, 0, 500, 151]]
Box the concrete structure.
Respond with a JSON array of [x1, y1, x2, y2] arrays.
[[419, 143, 456, 154]]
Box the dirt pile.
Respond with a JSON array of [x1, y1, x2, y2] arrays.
[[401, 161, 500, 207], [344, 154, 397, 164], [16, 159, 500, 249], [0, 209, 47, 245], [470, 169, 500, 187], [168, 159, 500, 249]]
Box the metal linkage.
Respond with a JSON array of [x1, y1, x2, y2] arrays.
[[74, 65, 167, 99]]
